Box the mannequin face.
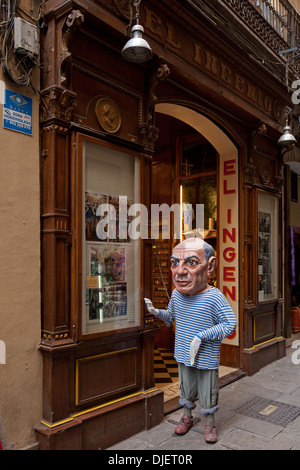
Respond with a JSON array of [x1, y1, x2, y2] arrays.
[[170, 238, 216, 296]]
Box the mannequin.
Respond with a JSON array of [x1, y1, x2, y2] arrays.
[[145, 237, 236, 443]]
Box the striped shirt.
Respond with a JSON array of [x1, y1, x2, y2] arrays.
[[158, 287, 236, 370]]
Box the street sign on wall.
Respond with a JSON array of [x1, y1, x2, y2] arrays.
[[3, 89, 32, 135]]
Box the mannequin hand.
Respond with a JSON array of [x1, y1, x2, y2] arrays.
[[189, 336, 202, 365], [144, 298, 159, 317]]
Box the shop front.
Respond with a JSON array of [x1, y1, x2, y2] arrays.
[[36, 0, 288, 449]]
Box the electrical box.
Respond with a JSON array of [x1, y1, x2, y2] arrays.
[[14, 17, 38, 57]]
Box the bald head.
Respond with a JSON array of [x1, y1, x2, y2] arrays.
[[172, 238, 215, 263]]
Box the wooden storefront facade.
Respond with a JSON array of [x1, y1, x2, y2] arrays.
[[35, 0, 292, 449]]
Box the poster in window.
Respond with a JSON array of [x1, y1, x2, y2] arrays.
[[85, 190, 133, 242], [86, 244, 127, 323], [85, 191, 107, 241], [258, 211, 272, 299]]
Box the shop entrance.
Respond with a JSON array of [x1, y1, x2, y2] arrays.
[[151, 104, 240, 411]]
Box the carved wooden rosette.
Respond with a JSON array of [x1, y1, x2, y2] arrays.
[[95, 97, 122, 133]]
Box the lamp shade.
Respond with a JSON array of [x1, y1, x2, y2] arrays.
[[122, 25, 152, 63], [278, 124, 297, 146]]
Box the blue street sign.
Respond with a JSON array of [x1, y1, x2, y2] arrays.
[[3, 89, 32, 135]]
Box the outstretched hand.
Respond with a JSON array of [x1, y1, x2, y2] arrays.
[[144, 298, 159, 317]]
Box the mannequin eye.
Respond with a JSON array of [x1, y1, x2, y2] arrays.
[[170, 258, 179, 267], [186, 258, 198, 267]]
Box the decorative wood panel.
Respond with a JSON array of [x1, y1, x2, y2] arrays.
[[253, 310, 275, 343], [243, 300, 283, 349], [75, 347, 138, 406]]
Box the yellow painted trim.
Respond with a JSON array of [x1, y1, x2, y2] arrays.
[[75, 347, 137, 406], [40, 418, 74, 428], [72, 391, 141, 418], [40, 388, 159, 429], [244, 336, 284, 351]]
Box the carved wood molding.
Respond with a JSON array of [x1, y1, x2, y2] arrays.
[[90, 0, 131, 20], [72, 63, 143, 125], [40, 86, 77, 122], [113, 0, 131, 19], [243, 122, 266, 185], [145, 63, 170, 126], [275, 175, 284, 188], [141, 63, 170, 150], [138, 123, 159, 151], [243, 161, 257, 185], [59, 9, 84, 87], [72, 62, 166, 150]]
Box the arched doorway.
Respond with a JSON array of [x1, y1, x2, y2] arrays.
[[151, 103, 240, 411]]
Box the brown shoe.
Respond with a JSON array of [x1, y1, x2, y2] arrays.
[[205, 422, 217, 443], [174, 414, 194, 435]]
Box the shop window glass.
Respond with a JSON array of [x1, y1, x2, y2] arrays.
[[258, 192, 278, 302], [82, 141, 141, 334], [181, 174, 217, 238]]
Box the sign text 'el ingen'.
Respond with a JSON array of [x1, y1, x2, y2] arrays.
[[3, 89, 32, 135]]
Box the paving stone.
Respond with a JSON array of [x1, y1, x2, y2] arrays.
[[159, 431, 224, 451], [219, 428, 291, 450], [133, 421, 176, 446], [108, 437, 162, 450], [272, 429, 300, 448], [225, 414, 283, 438]]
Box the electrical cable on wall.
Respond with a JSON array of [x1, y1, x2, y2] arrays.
[[0, 0, 39, 87]]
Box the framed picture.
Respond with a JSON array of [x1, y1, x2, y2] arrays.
[[86, 244, 127, 324]]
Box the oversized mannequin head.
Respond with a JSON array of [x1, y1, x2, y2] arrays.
[[170, 238, 217, 296]]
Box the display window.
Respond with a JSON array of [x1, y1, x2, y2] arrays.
[[81, 140, 141, 335], [257, 191, 279, 302]]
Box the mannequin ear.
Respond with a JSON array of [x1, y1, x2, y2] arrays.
[[207, 256, 217, 275]]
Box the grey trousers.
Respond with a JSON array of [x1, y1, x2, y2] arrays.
[[178, 363, 219, 423]]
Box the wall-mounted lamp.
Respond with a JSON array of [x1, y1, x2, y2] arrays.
[[122, 0, 152, 63], [278, 117, 297, 147]]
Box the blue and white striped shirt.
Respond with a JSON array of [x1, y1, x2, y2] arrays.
[[158, 287, 236, 370]]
